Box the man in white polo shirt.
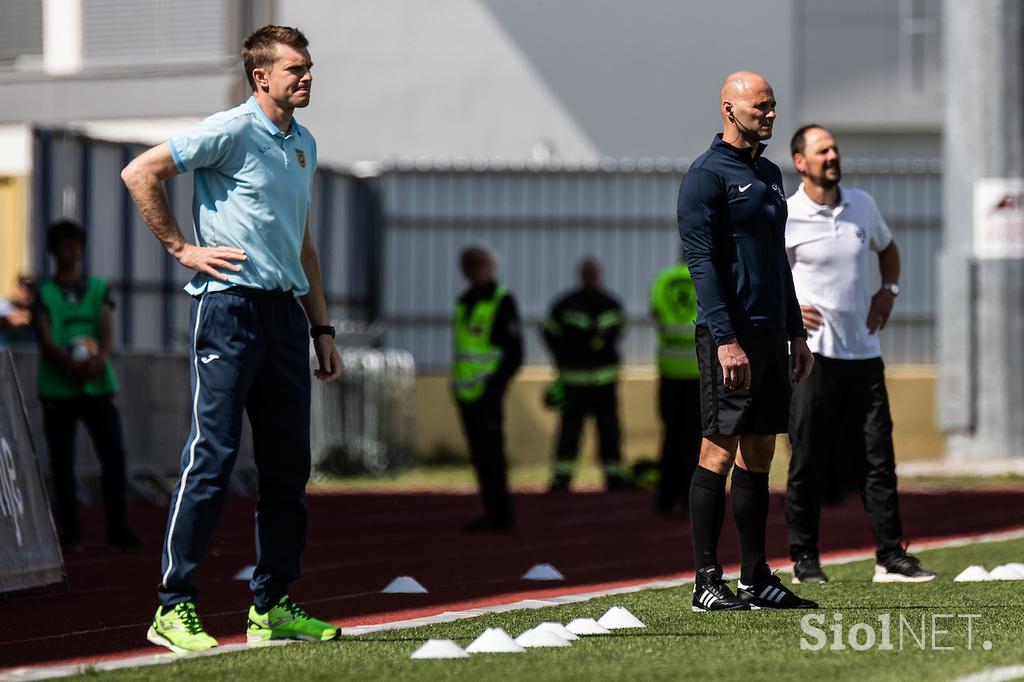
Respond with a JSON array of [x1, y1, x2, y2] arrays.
[[784, 124, 934, 585]]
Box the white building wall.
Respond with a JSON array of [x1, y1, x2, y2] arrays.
[[0, 0, 942, 164], [279, 0, 799, 165]]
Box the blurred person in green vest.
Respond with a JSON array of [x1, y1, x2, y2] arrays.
[[451, 246, 523, 533], [542, 258, 630, 492], [32, 219, 141, 553], [650, 256, 701, 518]]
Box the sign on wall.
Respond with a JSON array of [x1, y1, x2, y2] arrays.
[[974, 178, 1024, 259]]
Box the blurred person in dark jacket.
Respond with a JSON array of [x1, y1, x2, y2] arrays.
[[542, 258, 630, 492], [451, 246, 523, 533]]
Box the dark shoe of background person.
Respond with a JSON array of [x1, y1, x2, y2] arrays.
[[60, 531, 84, 554], [653, 502, 688, 520], [873, 552, 936, 583], [547, 476, 571, 493], [737, 574, 818, 609], [107, 527, 145, 552], [605, 475, 635, 492], [692, 564, 750, 612], [793, 552, 829, 584], [462, 516, 515, 535]]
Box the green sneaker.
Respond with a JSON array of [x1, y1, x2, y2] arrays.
[[147, 602, 219, 653], [246, 595, 339, 643]]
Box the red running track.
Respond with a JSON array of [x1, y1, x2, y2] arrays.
[[2, 487, 1023, 672]]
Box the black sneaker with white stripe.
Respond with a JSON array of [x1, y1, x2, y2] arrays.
[[692, 565, 750, 612], [873, 552, 936, 583], [737, 574, 818, 610]]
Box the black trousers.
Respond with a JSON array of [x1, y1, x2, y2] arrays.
[[655, 377, 702, 515], [42, 394, 129, 541], [457, 391, 514, 523], [786, 355, 904, 562], [554, 384, 623, 480]]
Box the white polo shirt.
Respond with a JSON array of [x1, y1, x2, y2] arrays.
[[785, 183, 892, 360]]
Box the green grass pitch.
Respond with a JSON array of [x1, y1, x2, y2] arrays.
[[88, 537, 1024, 681]]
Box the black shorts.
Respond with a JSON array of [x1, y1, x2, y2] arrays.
[[695, 325, 791, 437]]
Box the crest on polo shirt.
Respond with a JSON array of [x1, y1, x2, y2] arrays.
[[855, 227, 866, 243], [295, 149, 306, 168]]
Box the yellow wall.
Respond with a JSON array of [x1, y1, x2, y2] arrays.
[[416, 365, 943, 465], [0, 176, 29, 298]]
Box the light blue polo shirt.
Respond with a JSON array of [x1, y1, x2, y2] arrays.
[[168, 96, 317, 296]]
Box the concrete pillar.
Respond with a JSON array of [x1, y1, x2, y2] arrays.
[[941, 0, 1024, 459]]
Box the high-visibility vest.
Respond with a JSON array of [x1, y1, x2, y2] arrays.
[[451, 286, 507, 403], [650, 264, 699, 379], [37, 277, 119, 398]]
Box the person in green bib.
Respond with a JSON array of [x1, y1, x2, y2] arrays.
[[650, 258, 701, 518], [452, 246, 523, 534], [32, 220, 141, 552]]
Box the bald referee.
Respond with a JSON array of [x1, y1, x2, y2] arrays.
[[677, 71, 816, 612]]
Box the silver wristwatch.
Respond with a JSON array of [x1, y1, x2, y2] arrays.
[[882, 282, 900, 297]]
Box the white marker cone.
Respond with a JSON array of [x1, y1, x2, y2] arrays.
[[465, 628, 525, 653], [597, 606, 646, 629], [954, 565, 991, 582], [515, 627, 571, 648], [521, 563, 565, 581], [233, 565, 255, 581], [565, 618, 610, 635], [411, 639, 469, 659], [990, 564, 1024, 580], [382, 576, 429, 593], [534, 621, 579, 641]]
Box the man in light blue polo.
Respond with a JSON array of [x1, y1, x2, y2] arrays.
[[122, 25, 341, 653]]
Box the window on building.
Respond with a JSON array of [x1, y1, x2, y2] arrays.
[[83, 0, 231, 68], [900, 0, 943, 98], [0, 0, 43, 71]]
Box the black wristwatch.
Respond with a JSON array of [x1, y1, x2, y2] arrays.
[[309, 325, 336, 339]]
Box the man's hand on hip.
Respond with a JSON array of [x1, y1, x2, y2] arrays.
[[790, 336, 814, 383], [174, 243, 247, 281], [717, 339, 750, 391], [800, 305, 823, 332], [313, 336, 341, 382]]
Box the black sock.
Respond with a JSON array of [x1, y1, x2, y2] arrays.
[[731, 466, 771, 585], [689, 466, 727, 570]]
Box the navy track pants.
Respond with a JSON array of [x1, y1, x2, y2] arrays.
[[158, 288, 311, 610]]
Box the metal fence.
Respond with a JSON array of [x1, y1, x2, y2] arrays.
[[10, 347, 416, 495], [311, 348, 416, 475], [378, 160, 943, 369], [29, 129, 942, 367]]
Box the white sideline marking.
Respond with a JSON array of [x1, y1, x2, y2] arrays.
[[952, 665, 1024, 682], [4, 526, 1024, 681]]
